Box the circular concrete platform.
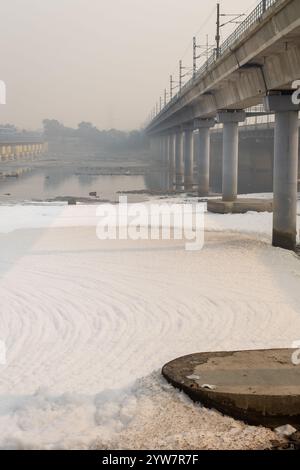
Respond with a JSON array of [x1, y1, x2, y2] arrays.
[[162, 349, 300, 428]]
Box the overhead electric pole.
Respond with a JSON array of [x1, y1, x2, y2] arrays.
[[215, 3, 245, 60], [206, 34, 210, 63], [193, 37, 197, 79], [179, 60, 183, 91], [216, 3, 221, 59], [193, 35, 215, 76]]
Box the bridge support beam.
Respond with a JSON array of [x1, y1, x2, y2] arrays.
[[162, 135, 171, 189], [155, 136, 164, 163], [264, 93, 300, 251], [194, 119, 215, 197], [164, 135, 170, 166], [175, 131, 184, 189], [217, 111, 246, 202], [149, 138, 155, 160], [156, 137, 161, 162], [183, 127, 194, 191]]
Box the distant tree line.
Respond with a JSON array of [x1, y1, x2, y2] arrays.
[[0, 124, 43, 141], [42, 119, 146, 152]]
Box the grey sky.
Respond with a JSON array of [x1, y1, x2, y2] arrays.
[[0, 0, 258, 130]]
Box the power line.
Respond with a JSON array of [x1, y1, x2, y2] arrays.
[[153, 0, 261, 118], [170, 4, 217, 77], [159, 5, 217, 110], [157, 4, 221, 114]]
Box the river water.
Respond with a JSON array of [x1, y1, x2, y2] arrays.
[[0, 152, 168, 204]]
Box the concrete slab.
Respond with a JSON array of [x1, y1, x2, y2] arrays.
[[162, 349, 300, 429], [207, 198, 273, 214]]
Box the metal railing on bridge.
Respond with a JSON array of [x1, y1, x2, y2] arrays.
[[151, 0, 279, 125], [218, 0, 277, 57]]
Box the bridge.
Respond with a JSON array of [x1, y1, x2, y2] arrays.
[[145, 0, 300, 251], [0, 131, 48, 162]]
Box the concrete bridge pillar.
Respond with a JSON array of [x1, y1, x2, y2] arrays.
[[157, 138, 162, 161], [11, 145, 16, 160], [15, 145, 20, 159], [161, 136, 170, 188], [156, 136, 161, 160], [155, 138, 159, 161], [159, 136, 164, 162], [6, 146, 10, 159], [217, 111, 246, 202], [175, 131, 184, 189], [182, 126, 194, 191], [163, 135, 169, 167], [160, 136, 167, 164], [264, 93, 300, 251], [152, 137, 159, 161], [168, 134, 176, 189], [194, 119, 215, 196], [153, 138, 158, 160], [149, 138, 155, 160], [0, 146, 5, 161]]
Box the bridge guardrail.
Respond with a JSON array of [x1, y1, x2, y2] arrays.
[[219, 0, 277, 57]]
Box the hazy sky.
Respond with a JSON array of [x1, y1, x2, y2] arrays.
[[0, 0, 258, 131]]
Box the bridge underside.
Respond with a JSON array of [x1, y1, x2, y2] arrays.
[[147, 0, 300, 251]]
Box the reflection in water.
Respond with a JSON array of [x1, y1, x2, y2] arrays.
[[144, 167, 175, 193], [0, 153, 176, 203], [0, 170, 146, 203]]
